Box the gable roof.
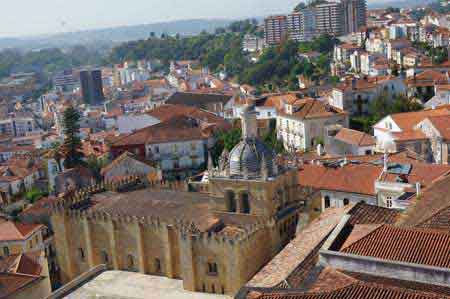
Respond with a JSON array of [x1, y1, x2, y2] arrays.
[[146, 104, 230, 130], [249, 273, 450, 299], [0, 221, 43, 242], [246, 206, 352, 288], [112, 116, 209, 147], [0, 273, 42, 299], [298, 163, 381, 196], [341, 225, 450, 268], [425, 115, 450, 140], [397, 174, 450, 230], [101, 151, 156, 176], [389, 108, 450, 131], [334, 128, 376, 146], [280, 98, 347, 119]]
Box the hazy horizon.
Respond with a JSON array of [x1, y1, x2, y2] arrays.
[[0, 0, 392, 39]]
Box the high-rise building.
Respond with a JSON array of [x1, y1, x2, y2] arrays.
[[342, 0, 367, 34], [264, 15, 288, 45], [53, 69, 79, 92], [315, 1, 345, 36], [80, 69, 105, 105], [264, 0, 367, 45]]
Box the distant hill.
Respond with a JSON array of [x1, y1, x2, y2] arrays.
[[368, 0, 435, 9], [0, 19, 235, 51]]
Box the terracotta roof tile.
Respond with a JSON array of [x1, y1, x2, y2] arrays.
[[247, 206, 352, 288], [146, 104, 230, 130], [251, 281, 450, 299], [398, 174, 450, 230], [0, 221, 43, 242], [0, 273, 41, 299], [298, 164, 381, 196], [426, 115, 450, 140], [389, 108, 450, 131], [334, 128, 376, 146], [112, 115, 209, 146], [279, 98, 347, 119], [341, 225, 450, 268]]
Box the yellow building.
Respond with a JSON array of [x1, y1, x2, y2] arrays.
[[0, 220, 47, 258], [50, 105, 302, 296]]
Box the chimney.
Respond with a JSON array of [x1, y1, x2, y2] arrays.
[[416, 182, 421, 197], [316, 144, 324, 156], [383, 152, 388, 172]]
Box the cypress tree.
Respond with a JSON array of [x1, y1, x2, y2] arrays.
[[61, 106, 84, 169]]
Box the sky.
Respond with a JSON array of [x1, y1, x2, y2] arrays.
[[1, 0, 383, 38]]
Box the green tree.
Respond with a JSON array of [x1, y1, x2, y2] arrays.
[[211, 128, 242, 165], [61, 106, 84, 169], [262, 128, 285, 154]]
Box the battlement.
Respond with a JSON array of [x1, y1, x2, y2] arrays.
[[51, 175, 189, 212]]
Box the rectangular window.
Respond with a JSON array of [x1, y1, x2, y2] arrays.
[[154, 258, 161, 273], [207, 262, 218, 275], [3, 246, 9, 256]]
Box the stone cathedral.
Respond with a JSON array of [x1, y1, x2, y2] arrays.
[[50, 105, 301, 295]]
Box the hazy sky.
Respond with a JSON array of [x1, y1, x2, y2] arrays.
[[2, 0, 382, 38]]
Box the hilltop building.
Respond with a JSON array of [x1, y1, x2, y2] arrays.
[[50, 105, 302, 296]]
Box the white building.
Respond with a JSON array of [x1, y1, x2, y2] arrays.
[[276, 98, 349, 151]]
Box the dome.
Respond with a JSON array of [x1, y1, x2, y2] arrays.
[[229, 138, 275, 177]]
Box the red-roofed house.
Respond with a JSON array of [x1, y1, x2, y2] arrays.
[[373, 107, 450, 154], [330, 76, 406, 115], [0, 251, 52, 299], [276, 98, 349, 151], [0, 221, 46, 258], [326, 127, 376, 156]]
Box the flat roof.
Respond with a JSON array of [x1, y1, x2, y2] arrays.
[[62, 270, 231, 299]]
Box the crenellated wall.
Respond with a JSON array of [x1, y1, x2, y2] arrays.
[[50, 173, 302, 296]]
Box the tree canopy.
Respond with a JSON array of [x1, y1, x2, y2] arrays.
[[61, 106, 85, 169], [351, 94, 423, 133]]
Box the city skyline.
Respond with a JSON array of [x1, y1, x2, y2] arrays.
[[1, 0, 386, 38]]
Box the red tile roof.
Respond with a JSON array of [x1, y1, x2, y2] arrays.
[[341, 225, 450, 268], [398, 174, 450, 230], [146, 104, 230, 130], [247, 206, 352, 288], [0, 273, 41, 299], [250, 281, 450, 299], [298, 163, 381, 196], [426, 115, 450, 140], [279, 98, 347, 119], [334, 128, 376, 146], [112, 116, 209, 147], [0, 221, 44, 242], [389, 108, 450, 131]]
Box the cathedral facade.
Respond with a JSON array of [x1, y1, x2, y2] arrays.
[[50, 105, 302, 295]]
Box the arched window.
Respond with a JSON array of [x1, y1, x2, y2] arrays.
[[324, 196, 331, 209], [225, 190, 236, 213], [240, 192, 251, 214], [343, 198, 350, 206], [127, 254, 135, 271]]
